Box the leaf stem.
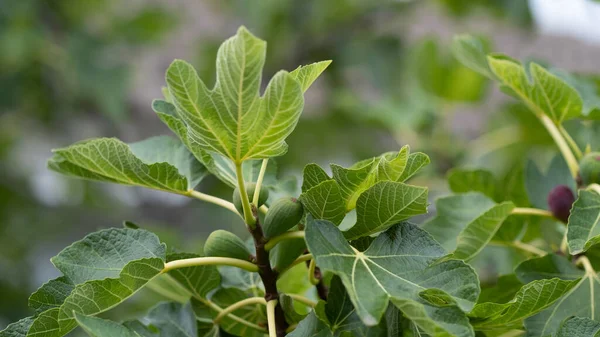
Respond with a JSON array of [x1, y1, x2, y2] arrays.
[[260, 205, 269, 214], [214, 297, 266, 324], [266, 300, 278, 337], [236, 162, 256, 227], [253, 159, 269, 205], [511, 241, 547, 256], [558, 124, 583, 159], [187, 190, 240, 216], [587, 183, 600, 195], [308, 259, 319, 285], [162, 257, 258, 273], [277, 254, 313, 275], [198, 297, 267, 333], [539, 114, 579, 179], [285, 293, 317, 307], [264, 231, 306, 251], [511, 207, 554, 218], [145, 274, 265, 333], [577, 256, 596, 275], [489, 241, 546, 256]]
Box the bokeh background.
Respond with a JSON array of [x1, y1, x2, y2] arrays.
[[2, 0, 600, 330]]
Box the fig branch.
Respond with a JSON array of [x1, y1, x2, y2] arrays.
[[248, 207, 289, 337]]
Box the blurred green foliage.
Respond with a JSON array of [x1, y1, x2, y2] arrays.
[[10, 0, 600, 331]]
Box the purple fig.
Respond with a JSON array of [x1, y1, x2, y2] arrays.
[[547, 185, 575, 223]]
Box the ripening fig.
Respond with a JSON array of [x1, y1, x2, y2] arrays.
[[547, 185, 575, 223], [232, 182, 269, 214], [579, 152, 600, 186], [204, 230, 252, 261], [263, 197, 304, 239]]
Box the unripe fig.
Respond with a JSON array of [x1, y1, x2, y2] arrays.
[[232, 183, 269, 214], [270, 239, 306, 272], [263, 197, 304, 239], [547, 185, 575, 223], [204, 230, 252, 261], [579, 152, 600, 186]]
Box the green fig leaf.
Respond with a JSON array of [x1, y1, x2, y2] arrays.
[[469, 278, 578, 329], [343, 181, 428, 240], [305, 219, 479, 335], [514, 254, 599, 337], [556, 317, 600, 337], [48, 137, 202, 193], [422, 192, 514, 261], [165, 27, 328, 163]]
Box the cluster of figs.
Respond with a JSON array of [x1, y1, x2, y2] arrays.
[[204, 183, 304, 262]]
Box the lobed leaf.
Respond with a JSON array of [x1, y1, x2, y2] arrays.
[[165, 27, 328, 163], [26, 228, 167, 337], [488, 56, 583, 122], [306, 219, 479, 333], [299, 180, 346, 225], [343, 181, 428, 240], [514, 254, 600, 337], [48, 137, 199, 193], [423, 192, 514, 261], [469, 278, 578, 329]]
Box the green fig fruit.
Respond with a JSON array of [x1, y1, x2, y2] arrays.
[[579, 152, 600, 186], [263, 197, 304, 239], [204, 230, 252, 261], [232, 182, 270, 214], [270, 239, 306, 272]]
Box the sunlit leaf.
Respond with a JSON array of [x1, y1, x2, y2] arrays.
[[165, 27, 328, 163], [48, 137, 197, 193], [488, 56, 582, 122], [290, 61, 332, 93], [343, 181, 428, 240], [300, 180, 346, 225]]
